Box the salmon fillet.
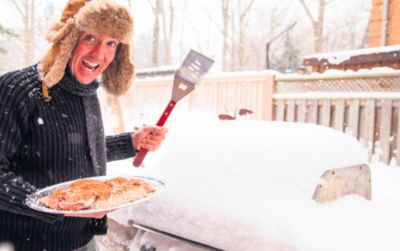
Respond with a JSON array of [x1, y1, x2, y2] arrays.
[[39, 177, 155, 211]]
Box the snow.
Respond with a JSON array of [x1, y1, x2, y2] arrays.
[[133, 66, 400, 85], [304, 45, 400, 65], [136, 64, 180, 74], [134, 70, 280, 82], [103, 112, 400, 251], [37, 117, 44, 125], [273, 92, 400, 100], [279, 67, 400, 79]]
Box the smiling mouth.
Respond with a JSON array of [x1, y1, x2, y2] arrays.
[[82, 60, 100, 71]]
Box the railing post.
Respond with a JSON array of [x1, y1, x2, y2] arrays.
[[264, 74, 275, 121]]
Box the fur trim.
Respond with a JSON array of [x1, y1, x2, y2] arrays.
[[101, 44, 135, 95], [75, 1, 133, 44], [39, 0, 135, 97], [39, 23, 80, 87], [60, 0, 89, 23]]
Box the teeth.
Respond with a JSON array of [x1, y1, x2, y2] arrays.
[[82, 60, 99, 71], [84, 60, 98, 68]]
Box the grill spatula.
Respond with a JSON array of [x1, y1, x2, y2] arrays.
[[133, 50, 214, 167]]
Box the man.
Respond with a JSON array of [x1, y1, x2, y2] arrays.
[[0, 0, 167, 250]]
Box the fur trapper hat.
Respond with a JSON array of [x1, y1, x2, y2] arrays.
[[39, 0, 135, 101]]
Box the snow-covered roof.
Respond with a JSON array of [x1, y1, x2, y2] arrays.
[[304, 45, 400, 66], [136, 65, 179, 78]]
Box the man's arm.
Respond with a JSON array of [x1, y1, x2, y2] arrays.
[[105, 132, 138, 162], [0, 159, 63, 223], [0, 73, 63, 223], [105, 126, 168, 162]]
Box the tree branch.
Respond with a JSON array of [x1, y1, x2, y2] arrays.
[[240, 0, 256, 20], [147, 0, 156, 13], [9, 0, 24, 17], [326, 0, 334, 5], [0, 24, 18, 37], [299, 0, 315, 23], [267, 21, 297, 44]]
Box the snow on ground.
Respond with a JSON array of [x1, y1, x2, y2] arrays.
[[104, 112, 400, 251]]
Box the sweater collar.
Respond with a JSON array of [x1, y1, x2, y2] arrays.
[[58, 67, 99, 96]]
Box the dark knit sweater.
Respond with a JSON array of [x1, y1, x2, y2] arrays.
[[0, 65, 137, 251]]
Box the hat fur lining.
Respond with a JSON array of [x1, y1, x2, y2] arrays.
[[76, 1, 133, 43], [101, 44, 135, 95], [39, 23, 80, 87]]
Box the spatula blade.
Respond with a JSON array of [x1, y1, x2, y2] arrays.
[[176, 49, 214, 85]]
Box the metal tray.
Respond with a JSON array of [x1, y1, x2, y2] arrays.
[[25, 175, 165, 215]]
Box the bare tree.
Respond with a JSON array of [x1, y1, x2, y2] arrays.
[[230, 3, 235, 71], [0, 24, 18, 54], [162, 0, 174, 64], [147, 0, 161, 65], [237, 0, 256, 70], [299, 0, 331, 53], [221, 0, 257, 70], [221, 0, 230, 71], [241, 2, 296, 70], [147, 0, 175, 66], [9, 0, 36, 65], [323, 4, 370, 51]]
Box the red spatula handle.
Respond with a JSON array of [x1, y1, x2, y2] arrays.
[[155, 100, 177, 126], [133, 100, 176, 167]]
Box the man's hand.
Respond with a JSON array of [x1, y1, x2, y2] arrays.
[[132, 126, 168, 151]]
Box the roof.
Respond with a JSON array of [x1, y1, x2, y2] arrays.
[[135, 65, 178, 78], [303, 45, 400, 66]]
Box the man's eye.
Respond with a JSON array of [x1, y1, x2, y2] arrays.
[[84, 35, 96, 42], [108, 41, 118, 48]]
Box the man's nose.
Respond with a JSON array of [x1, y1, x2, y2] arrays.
[[89, 44, 106, 60]]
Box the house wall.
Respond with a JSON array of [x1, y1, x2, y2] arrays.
[[387, 0, 400, 44], [368, 0, 400, 47]]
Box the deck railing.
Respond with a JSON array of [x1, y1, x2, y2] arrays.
[[120, 71, 400, 165]]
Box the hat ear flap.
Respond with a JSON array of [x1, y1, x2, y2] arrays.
[[101, 44, 135, 96], [45, 18, 76, 43], [39, 24, 80, 87]]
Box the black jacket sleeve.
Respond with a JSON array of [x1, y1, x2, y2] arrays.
[[0, 72, 63, 224], [106, 132, 138, 162]]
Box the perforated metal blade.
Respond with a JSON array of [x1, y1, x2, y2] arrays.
[[172, 50, 214, 102], [133, 50, 214, 167]]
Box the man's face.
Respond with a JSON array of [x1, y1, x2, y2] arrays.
[[69, 32, 119, 84]]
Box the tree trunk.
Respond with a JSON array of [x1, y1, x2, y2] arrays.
[[230, 2, 235, 71], [23, 0, 35, 66], [221, 0, 230, 71], [168, 0, 174, 63], [299, 0, 327, 53], [315, 0, 325, 52], [161, 0, 174, 65], [238, 0, 256, 70], [150, 0, 161, 66]]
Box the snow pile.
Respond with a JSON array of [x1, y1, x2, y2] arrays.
[[304, 45, 400, 65], [106, 114, 400, 251]]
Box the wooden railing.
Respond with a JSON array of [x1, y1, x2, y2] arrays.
[[120, 71, 400, 165], [273, 73, 400, 165], [120, 73, 274, 122]]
